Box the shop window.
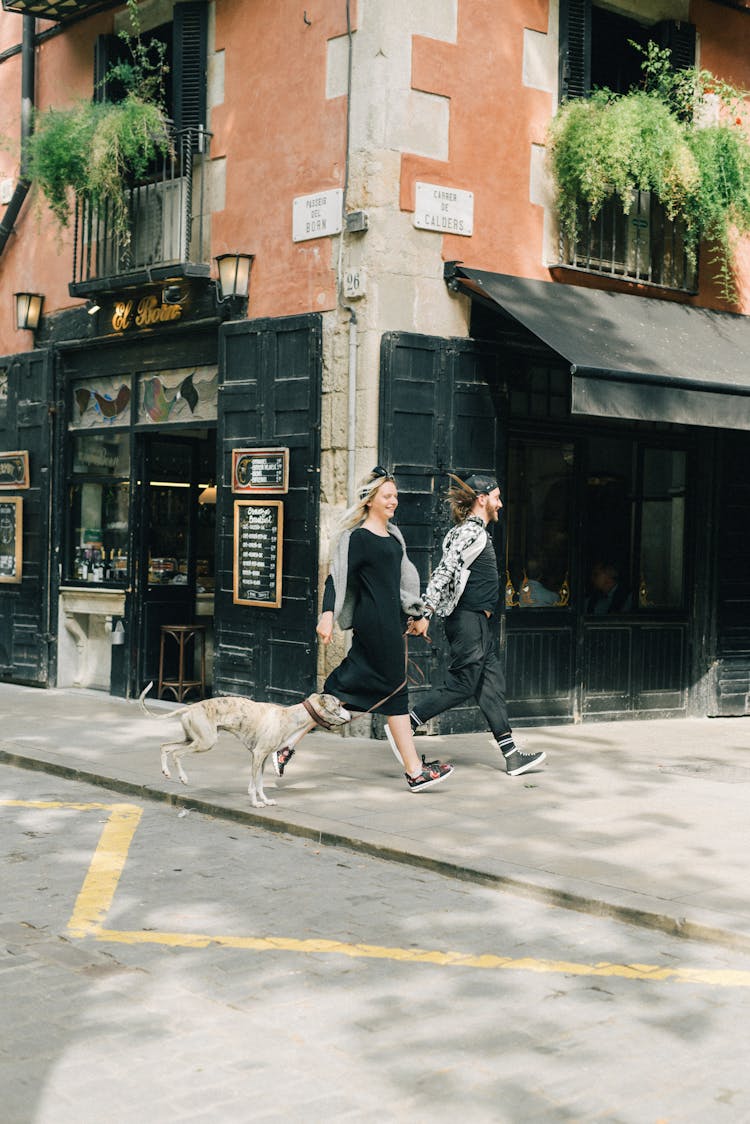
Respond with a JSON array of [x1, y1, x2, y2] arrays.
[[639, 448, 686, 609], [137, 367, 218, 426], [509, 366, 568, 420], [506, 440, 574, 608], [584, 440, 687, 613], [70, 375, 132, 430], [67, 433, 131, 584]]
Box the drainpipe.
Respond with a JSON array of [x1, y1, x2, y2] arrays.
[[346, 305, 358, 505], [0, 15, 36, 258], [341, 0, 357, 506]]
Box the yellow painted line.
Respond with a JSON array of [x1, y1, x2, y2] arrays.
[[66, 803, 143, 938], [88, 927, 750, 987], [4, 800, 750, 988], [0, 798, 142, 938]]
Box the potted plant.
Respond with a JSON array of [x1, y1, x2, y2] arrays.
[[547, 44, 750, 302]]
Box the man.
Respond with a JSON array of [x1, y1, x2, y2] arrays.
[[586, 561, 633, 614], [405, 473, 546, 777]]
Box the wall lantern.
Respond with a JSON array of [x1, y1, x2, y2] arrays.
[[215, 253, 254, 311], [15, 292, 44, 331]]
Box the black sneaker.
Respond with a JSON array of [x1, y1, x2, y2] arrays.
[[273, 746, 295, 777], [406, 760, 454, 792], [503, 747, 546, 776]]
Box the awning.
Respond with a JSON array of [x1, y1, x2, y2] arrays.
[[449, 266, 750, 430], [2, 0, 113, 23]]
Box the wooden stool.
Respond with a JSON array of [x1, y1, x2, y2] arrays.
[[158, 624, 207, 702]]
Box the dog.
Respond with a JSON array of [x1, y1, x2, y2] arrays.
[[139, 684, 350, 807]]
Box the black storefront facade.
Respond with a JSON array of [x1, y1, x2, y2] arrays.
[[0, 267, 749, 730], [377, 266, 750, 730], [0, 287, 323, 706]]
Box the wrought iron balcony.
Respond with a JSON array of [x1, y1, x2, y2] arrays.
[[559, 190, 698, 294], [70, 125, 212, 297]]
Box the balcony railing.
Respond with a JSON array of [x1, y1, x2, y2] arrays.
[[560, 190, 698, 294], [70, 125, 212, 295]]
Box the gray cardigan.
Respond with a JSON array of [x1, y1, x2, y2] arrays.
[[328, 522, 424, 630]]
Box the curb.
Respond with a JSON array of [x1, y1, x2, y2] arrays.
[[4, 746, 750, 954]]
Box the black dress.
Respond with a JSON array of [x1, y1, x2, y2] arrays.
[[322, 527, 409, 716]]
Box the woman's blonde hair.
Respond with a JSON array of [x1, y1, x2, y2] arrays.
[[334, 466, 396, 538]]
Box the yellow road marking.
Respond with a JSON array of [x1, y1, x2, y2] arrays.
[[3, 799, 750, 988]]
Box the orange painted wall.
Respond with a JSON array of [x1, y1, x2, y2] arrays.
[[402, 0, 553, 285], [0, 10, 121, 354], [0, 1, 350, 354], [212, 0, 350, 320], [402, 0, 750, 314]]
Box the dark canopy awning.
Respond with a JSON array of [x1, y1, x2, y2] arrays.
[[448, 266, 750, 430]]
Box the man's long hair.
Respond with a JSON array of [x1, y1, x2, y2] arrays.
[[446, 473, 478, 524]]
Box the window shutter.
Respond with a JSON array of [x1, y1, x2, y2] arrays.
[[173, 1, 208, 136], [559, 0, 592, 102], [654, 20, 697, 71]]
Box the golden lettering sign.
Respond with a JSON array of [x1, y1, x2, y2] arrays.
[[111, 295, 182, 332]]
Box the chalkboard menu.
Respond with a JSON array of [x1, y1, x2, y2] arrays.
[[233, 500, 283, 607], [232, 447, 289, 494], [0, 497, 22, 584]]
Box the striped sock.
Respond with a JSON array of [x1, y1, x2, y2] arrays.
[[497, 732, 516, 758]]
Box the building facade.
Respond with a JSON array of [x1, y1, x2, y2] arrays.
[[0, 0, 748, 730]]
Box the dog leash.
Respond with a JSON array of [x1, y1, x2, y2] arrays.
[[360, 630, 431, 716]]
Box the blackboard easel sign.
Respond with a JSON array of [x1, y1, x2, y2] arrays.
[[233, 500, 283, 607], [0, 497, 22, 584], [232, 447, 289, 494]]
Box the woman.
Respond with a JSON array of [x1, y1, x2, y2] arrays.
[[277, 467, 454, 791]]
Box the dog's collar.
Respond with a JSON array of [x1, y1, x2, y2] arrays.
[[302, 697, 335, 730]]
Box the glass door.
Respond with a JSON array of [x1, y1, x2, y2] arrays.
[[135, 435, 200, 693]]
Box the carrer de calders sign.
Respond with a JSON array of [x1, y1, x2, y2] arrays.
[[413, 182, 474, 236]]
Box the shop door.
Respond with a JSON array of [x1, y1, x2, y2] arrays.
[[379, 332, 505, 733], [134, 433, 212, 692]]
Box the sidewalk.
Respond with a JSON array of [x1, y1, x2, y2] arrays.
[[1, 681, 749, 950]]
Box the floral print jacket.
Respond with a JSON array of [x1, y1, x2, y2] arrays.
[[423, 516, 489, 619]]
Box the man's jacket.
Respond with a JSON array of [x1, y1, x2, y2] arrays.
[[423, 516, 489, 618]]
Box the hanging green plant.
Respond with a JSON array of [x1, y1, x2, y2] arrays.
[[547, 45, 750, 302], [25, 0, 171, 244], [28, 95, 171, 237]]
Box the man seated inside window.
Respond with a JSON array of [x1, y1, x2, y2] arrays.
[[586, 561, 633, 614]]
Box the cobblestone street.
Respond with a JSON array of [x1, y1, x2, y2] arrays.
[[4, 763, 750, 1123]]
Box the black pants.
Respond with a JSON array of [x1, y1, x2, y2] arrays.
[[411, 609, 510, 736]]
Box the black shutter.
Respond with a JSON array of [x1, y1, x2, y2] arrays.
[[173, 1, 208, 135], [654, 20, 697, 70], [214, 314, 322, 703], [0, 349, 54, 686], [559, 0, 592, 102]]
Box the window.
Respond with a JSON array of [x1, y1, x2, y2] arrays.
[[584, 439, 687, 614], [67, 433, 131, 584], [94, 1, 208, 134], [559, 0, 696, 103], [506, 440, 574, 609]]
